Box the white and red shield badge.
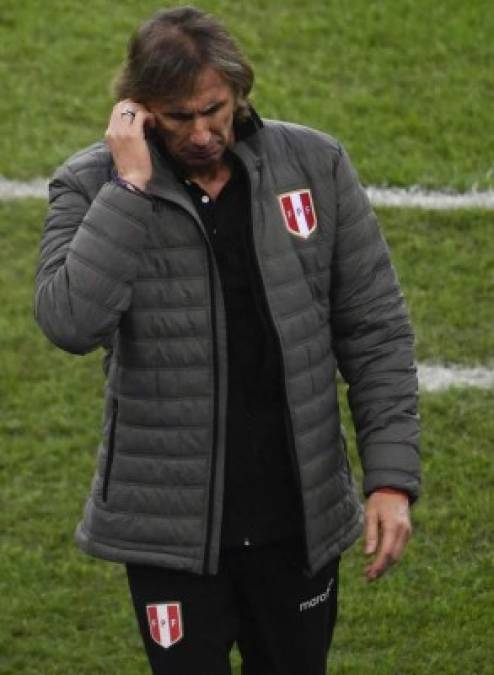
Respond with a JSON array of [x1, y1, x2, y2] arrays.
[[278, 189, 318, 239], [147, 602, 184, 649]]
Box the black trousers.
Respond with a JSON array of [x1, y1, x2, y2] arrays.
[[126, 537, 339, 675]]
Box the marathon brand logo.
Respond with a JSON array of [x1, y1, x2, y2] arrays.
[[278, 188, 318, 239], [146, 602, 184, 649], [299, 577, 334, 612]]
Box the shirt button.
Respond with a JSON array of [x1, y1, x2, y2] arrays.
[[201, 195, 210, 204], [213, 228, 217, 235], [243, 537, 251, 547], [184, 179, 192, 186]]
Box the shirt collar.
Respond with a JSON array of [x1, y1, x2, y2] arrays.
[[233, 105, 264, 141]]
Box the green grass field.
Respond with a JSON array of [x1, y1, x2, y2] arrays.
[[1, 0, 493, 673], [1, 0, 493, 189], [1, 202, 492, 674]]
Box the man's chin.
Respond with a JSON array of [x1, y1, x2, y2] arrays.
[[181, 150, 226, 172]]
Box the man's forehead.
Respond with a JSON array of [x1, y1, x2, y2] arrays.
[[157, 68, 234, 110]]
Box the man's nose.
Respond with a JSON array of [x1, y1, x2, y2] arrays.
[[189, 117, 212, 147]]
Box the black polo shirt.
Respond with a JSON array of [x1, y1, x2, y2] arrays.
[[182, 155, 303, 549]]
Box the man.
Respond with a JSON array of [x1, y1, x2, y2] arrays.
[[34, 6, 420, 674]]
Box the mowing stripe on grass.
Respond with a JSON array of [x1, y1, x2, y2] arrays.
[[1, 176, 494, 209]]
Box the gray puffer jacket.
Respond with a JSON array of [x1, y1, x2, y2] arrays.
[[34, 115, 420, 576]]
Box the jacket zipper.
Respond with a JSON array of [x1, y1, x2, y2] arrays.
[[153, 196, 219, 574], [202, 243, 220, 574], [244, 173, 309, 569], [102, 397, 118, 502]]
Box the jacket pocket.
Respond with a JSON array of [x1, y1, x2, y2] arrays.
[[102, 398, 118, 503]]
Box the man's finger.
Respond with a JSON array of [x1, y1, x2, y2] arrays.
[[390, 521, 412, 562], [109, 101, 154, 133], [365, 526, 397, 581], [364, 508, 378, 555]]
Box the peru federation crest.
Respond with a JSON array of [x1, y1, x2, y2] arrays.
[[278, 189, 318, 239], [146, 602, 183, 649]]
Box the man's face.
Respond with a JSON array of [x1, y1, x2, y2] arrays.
[[149, 67, 238, 174]]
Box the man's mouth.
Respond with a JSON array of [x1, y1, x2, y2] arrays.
[[186, 147, 220, 159], [183, 140, 224, 160]]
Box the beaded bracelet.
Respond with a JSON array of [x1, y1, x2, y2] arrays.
[[112, 172, 152, 201]]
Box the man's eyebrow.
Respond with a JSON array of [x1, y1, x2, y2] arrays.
[[201, 100, 227, 114]]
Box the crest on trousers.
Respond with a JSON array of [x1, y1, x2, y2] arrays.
[[278, 189, 318, 239], [146, 602, 184, 649]]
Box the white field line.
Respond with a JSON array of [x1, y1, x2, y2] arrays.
[[417, 364, 494, 392], [1, 176, 494, 209], [366, 186, 494, 210], [0, 177, 48, 200]]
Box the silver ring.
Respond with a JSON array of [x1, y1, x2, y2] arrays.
[[121, 109, 136, 121]]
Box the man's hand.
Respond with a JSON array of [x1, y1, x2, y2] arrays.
[[105, 99, 156, 191], [364, 490, 412, 582]]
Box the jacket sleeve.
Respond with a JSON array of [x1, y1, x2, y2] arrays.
[[34, 163, 152, 354], [330, 145, 420, 500]]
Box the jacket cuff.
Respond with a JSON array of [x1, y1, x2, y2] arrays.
[[363, 467, 420, 503]]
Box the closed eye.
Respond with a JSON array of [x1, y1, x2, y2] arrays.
[[163, 100, 227, 122], [202, 102, 226, 116], [167, 111, 194, 121]]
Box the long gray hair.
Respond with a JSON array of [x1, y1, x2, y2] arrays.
[[113, 6, 254, 119]]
